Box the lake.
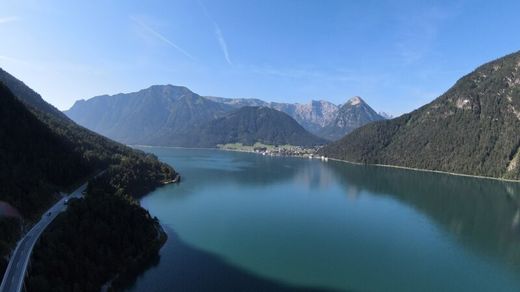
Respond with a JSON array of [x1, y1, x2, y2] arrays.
[[127, 147, 520, 292]]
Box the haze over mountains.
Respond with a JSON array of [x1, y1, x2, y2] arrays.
[[320, 50, 520, 180], [65, 85, 385, 146]]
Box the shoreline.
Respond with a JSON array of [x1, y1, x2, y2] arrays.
[[327, 157, 520, 184], [133, 144, 520, 184], [163, 173, 181, 185]]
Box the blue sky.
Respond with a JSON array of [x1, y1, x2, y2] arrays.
[[1, 0, 520, 115]]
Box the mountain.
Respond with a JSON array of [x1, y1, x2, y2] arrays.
[[0, 71, 176, 187], [0, 69, 176, 287], [205, 96, 268, 108], [0, 81, 88, 277], [319, 51, 520, 181], [319, 96, 385, 140], [187, 106, 327, 147], [0, 82, 88, 218], [270, 100, 340, 134], [205, 97, 340, 136], [0, 68, 70, 121], [65, 85, 233, 145], [66, 84, 385, 145], [378, 112, 394, 119]]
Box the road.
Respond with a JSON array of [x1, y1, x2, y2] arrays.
[[0, 183, 87, 292]]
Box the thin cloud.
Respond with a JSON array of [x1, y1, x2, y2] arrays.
[[394, 5, 455, 64], [0, 16, 19, 24], [197, 1, 232, 66], [214, 26, 232, 65], [130, 16, 196, 61]]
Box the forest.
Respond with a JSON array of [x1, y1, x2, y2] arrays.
[[0, 70, 176, 288], [320, 51, 520, 181]]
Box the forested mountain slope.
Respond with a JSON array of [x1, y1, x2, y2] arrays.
[[319, 51, 520, 180], [65, 85, 232, 145], [186, 106, 327, 147], [0, 83, 87, 218], [0, 69, 176, 289]]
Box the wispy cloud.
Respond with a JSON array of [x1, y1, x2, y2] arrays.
[[197, 1, 232, 66], [130, 16, 196, 61], [394, 5, 455, 65], [215, 26, 232, 65], [0, 16, 19, 24]]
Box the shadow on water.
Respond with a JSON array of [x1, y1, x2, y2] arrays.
[[124, 228, 342, 292], [324, 161, 520, 272]]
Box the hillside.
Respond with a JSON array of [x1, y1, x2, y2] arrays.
[[319, 51, 520, 180], [65, 85, 232, 145], [319, 96, 385, 140], [0, 83, 88, 218], [0, 68, 70, 121], [188, 106, 327, 147], [206, 97, 343, 136], [0, 82, 89, 275], [0, 71, 176, 181], [0, 69, 176, 289]]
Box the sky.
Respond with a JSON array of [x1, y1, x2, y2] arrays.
[[2, 0, 520, 116]]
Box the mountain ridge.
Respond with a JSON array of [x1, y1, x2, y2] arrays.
[[186, 106, 327, 147], [319, 50, 520, 181], [66, 85, 233, 145], [320, 96, 385, 140], [204, 95, 385, 138], [66, 85, 385, 145], [0, 68, 176, 290]]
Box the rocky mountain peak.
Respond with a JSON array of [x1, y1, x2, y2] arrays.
[[346, 96, 364, 106]]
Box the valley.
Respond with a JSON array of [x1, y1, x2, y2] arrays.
[[2, 2, 520, 291]]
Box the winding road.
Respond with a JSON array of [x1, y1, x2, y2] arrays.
[[0, 183, 87, 292]]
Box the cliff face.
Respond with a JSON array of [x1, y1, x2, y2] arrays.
[[319, 96, 385, 140], [204, 96, 383, 140]]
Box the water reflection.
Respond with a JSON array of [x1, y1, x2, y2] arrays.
[[323, 161, 520, 272], [143, 147, 520, 271], [133, 147, 520, 291]]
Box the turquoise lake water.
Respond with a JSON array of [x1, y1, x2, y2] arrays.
[[127, 147, 520, 292]]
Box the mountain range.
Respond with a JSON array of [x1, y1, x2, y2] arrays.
[[186, 106, 327, 147], [319, 50, 520, 180], [65, 86, 385, 146], [205, 95, 385, 140], [64, 85, 232, 145]]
